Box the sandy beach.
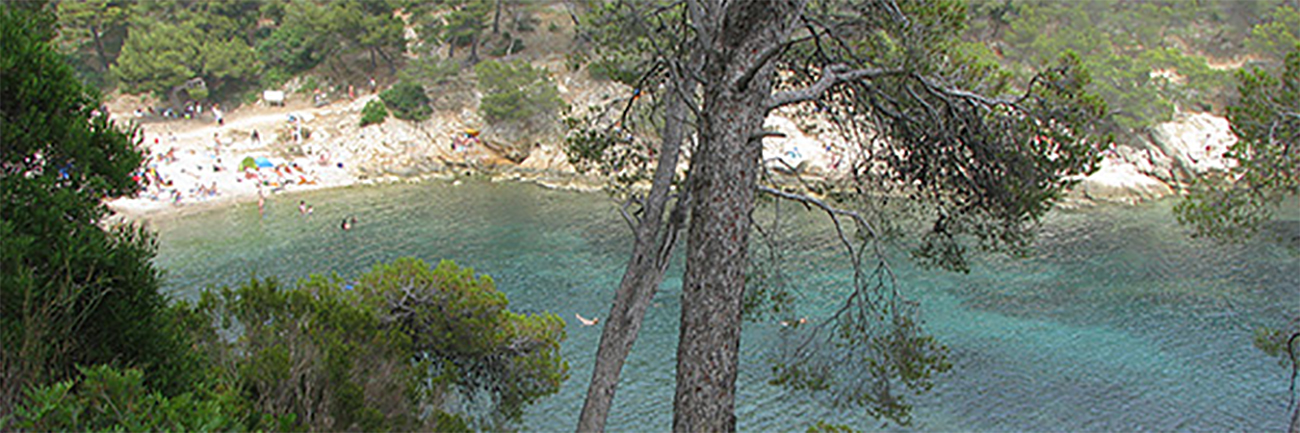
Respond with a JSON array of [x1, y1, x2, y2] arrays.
[[105, 93, 403, 221]]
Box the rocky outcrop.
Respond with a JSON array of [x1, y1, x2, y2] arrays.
[[1147, 112, 1237, 179], [1068, 112, 1238, 205], [1102, 112, 1237, 188], [1069, 158, 1174, 205]]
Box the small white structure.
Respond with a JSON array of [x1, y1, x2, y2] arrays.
[[263, 90, 286, 107]]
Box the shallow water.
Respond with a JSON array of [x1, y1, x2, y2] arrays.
[[150, 179, 1298, 432]]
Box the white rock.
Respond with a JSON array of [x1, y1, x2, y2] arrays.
[[1073, 158, 1174, 205], [1148, 112, 1237, 178]]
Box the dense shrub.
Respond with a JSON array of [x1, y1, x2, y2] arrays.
[[361, 98, 389, 127], [177, 258, 566, 430], [380, 80, 433, 121], [355, 258, 569, 427], [8, 365, 242, 432], [1, 7, 200, 421], [398, 56, 463, 85], [475, 59, 564, 128], [185, 276, 420, 431]]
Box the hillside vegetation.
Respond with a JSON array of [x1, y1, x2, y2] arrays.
[[55, 0, 1298, 143]]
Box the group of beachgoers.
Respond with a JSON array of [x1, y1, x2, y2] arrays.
[[125, 122, 328, 208], [131, 101, 224, 125]]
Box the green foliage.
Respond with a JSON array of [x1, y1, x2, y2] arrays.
[[475, 59, 564, 127], [257, 0, 333, 77], [398, 56, 463, 85], [572, 1, 686, 86], [561, 108, 658, 192], [360, 98, 389, 127], [355, 258, 569, 426], [1, 6, 199, 420], [185, 276, 420, 431], [418, 0, 492, 60], [112, 18, 259, 99], [56, 0, 132, 86], [380, 80, 433, 121], [1254, 324, 1299, 365], [991, 0, 1234, 129], [8, 365, 241, 432], [1175, 47, 1300, 240], [1246, 6, 1300, 63], [181, 258, 566, 430]]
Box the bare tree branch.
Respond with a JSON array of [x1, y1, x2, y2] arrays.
[[766, 65, 905, 110], [733, 35, 812, 93]]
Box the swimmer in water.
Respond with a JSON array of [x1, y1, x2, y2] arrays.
[[575, 313, 599, 326], [779, 317, 808, 327], [341, 218, 352, 230]]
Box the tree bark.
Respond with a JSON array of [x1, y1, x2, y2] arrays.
[[492, 0, 503, 35], [672, 1, 797, 431], [1290, 400, 1299, 433], [577, 74, 691, 433], [90, 25, 110, 72]]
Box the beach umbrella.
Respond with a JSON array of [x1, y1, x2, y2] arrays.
[[255, 157, 274, 168], [240, 156, 256, 171]]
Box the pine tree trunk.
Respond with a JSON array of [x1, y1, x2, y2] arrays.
[[577, 77, 690, 433], [90, 25, 110, 72], [469, 35, 480, 64], [672, 1, 797, 431], [492, 0, 503, 35], [1290, 398, 1299, 433]]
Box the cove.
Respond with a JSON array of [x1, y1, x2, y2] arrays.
[[148, 179, 1296, 431]]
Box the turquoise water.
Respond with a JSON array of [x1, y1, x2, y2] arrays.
[[150, 179, 1297, 432]]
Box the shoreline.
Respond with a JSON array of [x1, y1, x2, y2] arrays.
[[101, 90, 1208, 224]]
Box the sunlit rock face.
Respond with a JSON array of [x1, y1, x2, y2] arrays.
[[1071, 158, 1175, 205], [1064, 112, 1238, 206], [1145, 112, 1238, 181]]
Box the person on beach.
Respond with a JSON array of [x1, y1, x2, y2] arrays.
[[257, 190, 266, 217], [251, 130, 260, 146]]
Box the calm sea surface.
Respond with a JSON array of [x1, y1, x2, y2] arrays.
[[149, 179, 1297, 432]]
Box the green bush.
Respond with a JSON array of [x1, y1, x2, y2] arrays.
[[180, 258, 566, 430], [355, 258, 569, 426], [398, 56, 462, 85], [1246, 6, 1300, 63], [297, 75, 321, 95], [360, 99, 389, 127], [8, 365, 241, 432], [2, 7, 200, 418], [184, 276, 417, 431], [475, 59, 565, 127], [380, 80, 433, 121]]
